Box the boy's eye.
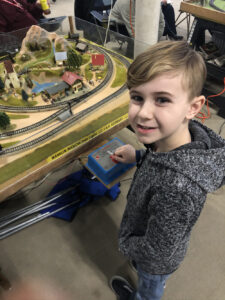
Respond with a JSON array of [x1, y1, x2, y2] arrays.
[[130, 95, 143, 102], [156, 97, 170, 105]]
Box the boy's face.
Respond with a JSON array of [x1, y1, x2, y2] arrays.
[[128, 72, 204, 152]]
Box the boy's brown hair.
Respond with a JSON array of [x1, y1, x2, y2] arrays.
[[127, 40, 207, 100]]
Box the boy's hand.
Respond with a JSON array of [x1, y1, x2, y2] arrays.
[[111, 144, 136, 164]]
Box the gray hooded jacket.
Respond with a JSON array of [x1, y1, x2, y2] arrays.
[[119, 120, 225, 274]]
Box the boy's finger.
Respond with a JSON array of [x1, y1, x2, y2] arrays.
[[111, 154, 123, 162], [114, 146, 126, 156]]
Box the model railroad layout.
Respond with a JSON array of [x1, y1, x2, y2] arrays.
[[0, 30, 131, 157], [209, 0, 225, 12]]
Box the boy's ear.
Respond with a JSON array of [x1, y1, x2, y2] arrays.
[[186, 95, 205, 120]]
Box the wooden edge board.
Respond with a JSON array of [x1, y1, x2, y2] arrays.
[[0, 119, 129, 202], [180, 1, 225, 25]]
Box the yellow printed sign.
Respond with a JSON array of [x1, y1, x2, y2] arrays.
[[47, 113, 128, 162]]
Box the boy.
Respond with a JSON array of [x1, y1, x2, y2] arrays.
[[109, 40, 225, 300]]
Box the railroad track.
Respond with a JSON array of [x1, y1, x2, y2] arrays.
[[0, 43, 114, 138], [0, 45, 130, 155]]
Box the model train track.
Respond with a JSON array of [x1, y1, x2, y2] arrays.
[[0, 43, 114, 138], [0, 47, 130, 155], [0, 43, 113, 113]]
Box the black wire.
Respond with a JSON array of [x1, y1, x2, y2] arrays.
[[218, 121, 225, 135]]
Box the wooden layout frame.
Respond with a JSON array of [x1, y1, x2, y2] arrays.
[[180, 1, 225, 25]]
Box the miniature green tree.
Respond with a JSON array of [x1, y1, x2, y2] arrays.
[[55, 42, 63, 52], [67, 49, 82, 70], [0, 78, 4, 90], [21, 53, 31, 62], [0, 112, 10, 129], [22, 89, 29, 101], [25, 77, 33, 88]]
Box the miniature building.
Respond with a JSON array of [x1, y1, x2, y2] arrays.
[[52, 41, 68, 66], [58, 110, 72, 122], [92, 54, 104, 66], [54, 51, 67, 66], [62, 71, 83, 92], [43, 81, 70, 101], [3, 60, 20, 89], [68, 32, 79, 42], [76, 43, 88, 53]]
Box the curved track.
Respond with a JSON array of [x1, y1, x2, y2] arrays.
[[0, 43, 113, 138], [209, 0, 225, 12], [0, 43, 113, 114], [0, 46, 130, 155]]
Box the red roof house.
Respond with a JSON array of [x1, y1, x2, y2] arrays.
[[92, 54, 105, 66], [62, 72, 83, 86]]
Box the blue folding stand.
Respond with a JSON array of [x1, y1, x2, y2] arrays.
[[0, 168, 120, 240], [45, 168, 121, 221]]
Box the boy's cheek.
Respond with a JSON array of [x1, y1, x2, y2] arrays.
[[128, 107, 135, 122], [128, 113, 135, 128]]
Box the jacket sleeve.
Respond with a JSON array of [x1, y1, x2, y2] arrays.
[[17, 0, 43, 20], [0, 14, 7, 32], [119, 191, 193, 264], [0, 2, 14, 32], [135, 149, 146, 163]]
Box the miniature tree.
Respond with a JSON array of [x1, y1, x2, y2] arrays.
[[25, 77, 33, 88], [0, 112, 10, 130], [0, 78, 4, 90], [21, 53, 31, 62], [67, 49, 82, 70], [22, 89, 29, 101]]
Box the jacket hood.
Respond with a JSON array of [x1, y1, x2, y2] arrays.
[[148, 120, 225, 193]]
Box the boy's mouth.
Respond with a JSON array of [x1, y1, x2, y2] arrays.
[[137, 124, 157, 130], [137, 124, 157, 133]]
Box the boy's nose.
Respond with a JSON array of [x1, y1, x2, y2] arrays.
[[138, 101, 154, 119]]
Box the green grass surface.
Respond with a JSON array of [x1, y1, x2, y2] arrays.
[[85, 65, 93, 80], [0, 98, 37, 107], [8, 114, 29, 119], [214, 0, 225, 10], [96, 65, 107, 81], [111, 58, 127, 88], [203, 0, 225, 10], [82, 54, 90, 65], [1, 141, 19, 148], [0, 104, 129, 185], [0, 124, 16, 133]]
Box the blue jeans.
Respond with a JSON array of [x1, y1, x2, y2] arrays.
[[130, 266, 170, 300]]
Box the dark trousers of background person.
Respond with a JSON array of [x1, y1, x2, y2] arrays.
[[161, 3, 177, 38]]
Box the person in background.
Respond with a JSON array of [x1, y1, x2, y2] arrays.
[[110, 0, 165, 40], [161, 0, 183, 40], [0, 0, 48, 33], [109, 40, 225, 300]]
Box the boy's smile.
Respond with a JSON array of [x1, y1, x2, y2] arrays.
[[128, 72, 202, 152]]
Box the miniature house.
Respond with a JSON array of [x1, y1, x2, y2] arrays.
[[91, 54, 104, 66], [62, 71, 83, 92], [76, 43, 88, 53], [3, 60, 20, 89], [54, 51, 67, 66], [52, 40, 67, 66], [43, 81, 70, 101]]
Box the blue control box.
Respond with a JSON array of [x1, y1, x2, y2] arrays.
[[86, 137, 135, 185]]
